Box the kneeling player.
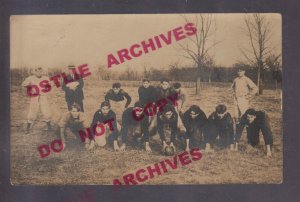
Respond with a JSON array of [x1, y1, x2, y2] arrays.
[[157, 104, 179, 153], [182, 105, 207, 151], [203, 104, 234, 152], [58, 103, 90, 149], [235, 108, 273, 157], [119, 102, 152, 152], [90, 101, 119, 151]]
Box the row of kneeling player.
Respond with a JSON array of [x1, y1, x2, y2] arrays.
[[57, 100, 273, 157]]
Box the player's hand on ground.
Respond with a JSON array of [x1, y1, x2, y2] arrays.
[[170, 142, 176, 152], [62, 141, 66, 150], [205, 143, 214, 153], [266, 145, 272, 157], [162, 141, 168, 153], [85, 142, 90, 150], [145, 143, 152, 153], [119, 144, 126, 151], [88, 140, 95, 150], [234, 143, 239, 151], [113, 141, 120, 151], [230, 144, 235, 151]]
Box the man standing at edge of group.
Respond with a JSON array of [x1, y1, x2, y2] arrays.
[[232, 67, 258, 125], [62, 65, 85, 112], [22, 67, 52, 133]]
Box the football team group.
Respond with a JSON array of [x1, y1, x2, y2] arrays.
[[22, 65, 274, 157]]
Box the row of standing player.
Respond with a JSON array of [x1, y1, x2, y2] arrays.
[[21, 66, 273, 156]]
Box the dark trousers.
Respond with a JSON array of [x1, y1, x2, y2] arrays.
[[246, 125, 273, 146], [203, 122, 233, 148], [185, 126, 203, 148], [67, 100, 84, 112], [121, 123, 149, 144], [157, 125, 177, 143]]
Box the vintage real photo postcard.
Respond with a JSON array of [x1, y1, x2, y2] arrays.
[[10, 14, 282, 185]]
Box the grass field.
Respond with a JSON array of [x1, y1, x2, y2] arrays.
[[10, 79, 282, 185]]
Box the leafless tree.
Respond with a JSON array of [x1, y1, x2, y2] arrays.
[[241, 14, 278, 94], [179, 14, 219, 95]]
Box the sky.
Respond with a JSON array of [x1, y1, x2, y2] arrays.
[[10, 14, 281, 71]]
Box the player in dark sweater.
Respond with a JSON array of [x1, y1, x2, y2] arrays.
[[138, 79, 156, 106], [182, 105, 207, 151], [90, 101, 119, 151], [155, 78, 176, 102], [203, 104, 235, 152], [105, 82, 132, 108], [235, 108, 273, 157], [157, 104, 179, 152], [119, 101, 152, 152]]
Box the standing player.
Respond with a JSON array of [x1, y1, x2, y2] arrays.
[[232, 67, 258, 124], [156, 78, 185, 133], [182, 105, 207, 151], [138, 79, 156, 106], [21, 67, 52, 133], [172, 82, 187, 114], [58, 103, 90, 149], [119, 101, 152, 152], [157, 104, 179, 153], [61, 65, 85, 112], [105, 82, 132, 122], [90, 101, 119, 151], [156, 78, 175, 101], [203, 104, 235, 152], [235, 108, 273, 157]]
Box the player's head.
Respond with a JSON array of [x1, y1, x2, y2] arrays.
[[162, 104, 174, 120], [34, 67, 43, 78], [142, 79, 150, 88], [189, 105, 201, 119], [67, 65, 75, 74], [100, 101, 111, 115], [133, 101, 144, 117], [173, 82, 181, 93], [237, 67, 246, 77], [160, 78, 170, 90], [245, 108, 257, 124], [70, 103, 81, 118], [215, 104, 227, 119], [112, 83, 121, 94]]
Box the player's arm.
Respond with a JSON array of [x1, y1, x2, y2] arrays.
[[77, 78, 84, 89], [234, 113, 247, 150], [260, 112, 273, 156], [123, 91, 132, 108], [246, 78, 258, 98], [120, 111, 129, 151]]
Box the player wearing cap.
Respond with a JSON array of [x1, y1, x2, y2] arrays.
[[232, 67, 258, 123], [203, 104, 235, 152], [182, 105, 207, 151], [119, 101, 152, 152], [61, 65, 85, 112], [235, 108, 273, 157], [21, 67, 52, 133]]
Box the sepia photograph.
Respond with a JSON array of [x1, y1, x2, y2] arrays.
[[10, 14, 282, 185]]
